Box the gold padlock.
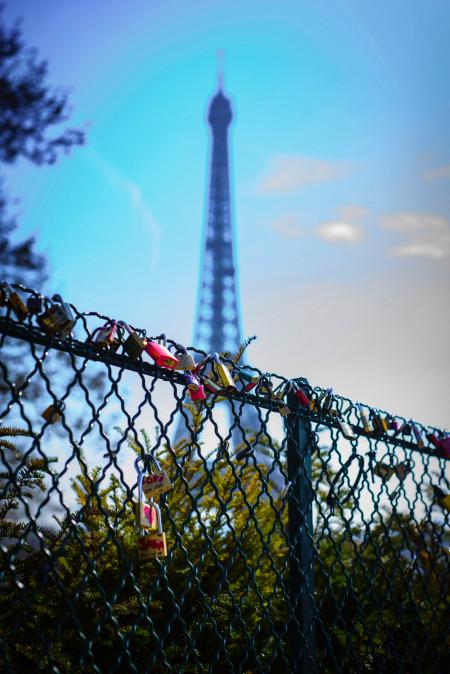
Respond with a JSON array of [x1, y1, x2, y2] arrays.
[[212, 353, 236, 390], [38, 294, 75, 336], [42, 401, 65, 424], [373, 462, 395, 480], [117, 321, 146, 359], [0, 283, 29, 321]]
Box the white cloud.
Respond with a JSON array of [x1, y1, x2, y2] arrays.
[[256, 154, 352, 194], [424, 164, 450, 181], [391, 243, 449, 259], [315, 221, 363, 243], [381, 212, 447, 231], [380, 212, 450, 259], [268, 213, 302, 239]]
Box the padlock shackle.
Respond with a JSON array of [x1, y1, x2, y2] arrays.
[[117, 320, 146, 338], [152, 333, 167, 347], [89, 319, 114, 341], [172, 342, 188, 355], [135, 457, 144, 510]]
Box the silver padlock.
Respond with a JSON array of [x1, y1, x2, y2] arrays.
[[337, 418, 356, 440], [173, 344, 197, 371]]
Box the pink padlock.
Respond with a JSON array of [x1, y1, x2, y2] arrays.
[[189, 384, 206, 401], [145, 340, 179, 369]]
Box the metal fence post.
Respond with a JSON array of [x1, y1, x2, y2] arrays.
[[287, 378, 315, 673]]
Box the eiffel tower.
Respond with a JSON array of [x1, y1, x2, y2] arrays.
[[174, 71, 261, 446]]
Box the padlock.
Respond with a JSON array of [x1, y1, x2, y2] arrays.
[[173, 345, 197, 371], [184, 372, 202, 391], [135, 500, 157, 530], [374, 462, 395, 481], [278, 402, 291, 416], [238, 367, 260, 385], [371, 411, 385, 436], [321, 388, 333, 414], [258, 375, 273, 397], [427, 435, 450, 458], [236, 444, 253, 460], [337, 418, 356, 440], [272, 380, 287, 400], [27, 294, 44, 314], [138, 503, 167, 559], [387, 417, 399, 431], [51, 294, 75, 334], [212, 353, 236, 390], [439, 438, 450, 459], [309, 397, 319, 412], [38, 294, 75, 336], [203, 377, 223, 394], [380, 415, 389, 433], [91, 320, 122, 350], [394, 421, 412, 437], [432, 486, 450, 512], [357, 403, 372, 433], [0, 283, 29, 321], [135, 457, 158, 531], [394, 461, 411, 480], [292, 382, 310, 407], [117, 321, 146, 359], [410, 421, 425, 449], [41, 401, 65, 424], [141, 455, 173, 498], [145, 335, 179, 369], [427, 433, 442, 449], [244, 381, 258, 392], [189, 384, 206, 401]]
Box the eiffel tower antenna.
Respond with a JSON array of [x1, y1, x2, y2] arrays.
[[217, 49, 224, 90]]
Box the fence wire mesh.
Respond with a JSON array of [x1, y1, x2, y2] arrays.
[[0, 283, 449, 674]]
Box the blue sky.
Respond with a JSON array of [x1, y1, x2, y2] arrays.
[[3, 0, 450, 427]]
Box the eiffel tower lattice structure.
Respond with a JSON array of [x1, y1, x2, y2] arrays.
[[174, 78, 262, 448]]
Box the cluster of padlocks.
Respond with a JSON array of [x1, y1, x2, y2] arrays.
[[2, 282, 450, 459], [134, 457, 172, 560]]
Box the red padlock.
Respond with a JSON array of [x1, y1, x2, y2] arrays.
[[293, 384, 310, 407], [145, 339, 179, 369], [189, 385, 206, 401]]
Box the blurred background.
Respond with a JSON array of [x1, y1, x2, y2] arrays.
[[2, 0, 449, 428]]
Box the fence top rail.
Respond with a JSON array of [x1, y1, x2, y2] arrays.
[[1, 280, 448, 460]]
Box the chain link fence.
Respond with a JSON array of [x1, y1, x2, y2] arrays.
[[1, 283, 449, 673]]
